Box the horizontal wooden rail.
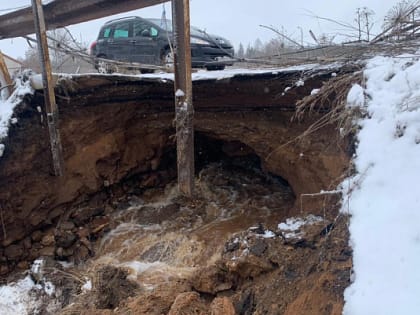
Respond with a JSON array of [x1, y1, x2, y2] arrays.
[[0, 0, 167, 39]]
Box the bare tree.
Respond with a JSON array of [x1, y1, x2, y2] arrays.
[[363, 8, 375, 41], [355, 8, 363, 41], [19, 28, 89, 73], [378, 0, 420, 41], [355, 7, 375, 41], [237, 43, 245, 58]]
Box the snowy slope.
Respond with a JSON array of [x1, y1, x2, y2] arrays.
[[342, 55, 420, 314], [0, 75, 34, 156]]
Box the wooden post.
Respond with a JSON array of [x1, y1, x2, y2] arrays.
[[32, 0, 64, 176], [171, 0, 194, 197], [0, 51, 13, 99]]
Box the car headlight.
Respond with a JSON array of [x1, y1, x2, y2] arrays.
[[190, 37, 211, 45]]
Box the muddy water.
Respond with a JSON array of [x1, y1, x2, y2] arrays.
[[94, 159, 295, 285]]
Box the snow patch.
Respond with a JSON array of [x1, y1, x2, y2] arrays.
[[295, 79, 304, 87], [43, 282, 55, 296], [0, 74, 35, 151], [0, 276, 39, 315], [346, 84, 365, 108], [81, 279, 92, 292], [175, 89, 185, 97], [311, 88, 320, 95], [342, 55, 420, 315], [261, 230, 275, 238], [278, 215, 323, 239]]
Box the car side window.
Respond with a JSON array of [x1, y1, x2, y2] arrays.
[[133, 21, 158, 37], [150, 27, 158, 37], [112, 22, 131, 39], [100, 27, 112, 39]]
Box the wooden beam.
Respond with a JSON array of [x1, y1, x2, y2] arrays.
[[0, 0, 167, 39], [0, 51, 13, 99], [172, 0, 194, 197], [32, 0, 64, 176]]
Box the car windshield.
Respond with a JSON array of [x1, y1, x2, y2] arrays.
[[146, 18, 206, 37]]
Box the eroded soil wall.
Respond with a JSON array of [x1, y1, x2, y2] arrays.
[[0, 69, 352, 275]]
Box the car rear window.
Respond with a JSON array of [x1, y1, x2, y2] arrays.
[[113, 22, 130, 38], [99, 27, 111, 39]]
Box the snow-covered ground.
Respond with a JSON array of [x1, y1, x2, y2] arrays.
[[342, 55, 420, 314]]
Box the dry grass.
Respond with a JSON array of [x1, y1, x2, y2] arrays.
[[294, 69, 365, 135], [265, 70, 365, 163]]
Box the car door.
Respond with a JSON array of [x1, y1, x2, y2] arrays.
[[131, 20, 160, 64], [107, 21, 133, 62]]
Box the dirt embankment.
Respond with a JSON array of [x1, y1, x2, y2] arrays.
[[0, 67, 356, 314]]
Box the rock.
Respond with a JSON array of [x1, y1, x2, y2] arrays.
[[226, 255, 274, 279], [150, 157, 160, 171], [192, 266, 233, 294], [56, 246, 74, 258], [71, 207, 104, 226], [17, 261, 29, 270], [60, 221, 75, 230], [55, 231, 77, 248], [234, 289, 255, 315], [22, 237, 32, 249], [94, 265, 138, 309], [210, 297, 236, 315], [76, 227, 90, 239], [116, 279, 192, 314], [31, 230, 43, 242], [62, 247, 74, 257], [89, 216, 110, 234], [249, 239, 267, 257], [140, 173, 160, 188], [56, 247, 64, 257], [135, 203, 180, 225], [40, 234, 55, 246], [5, 244, 24, 260], [225, 239, 240, 253], [39, 246, 55, 256], [0, 264, 9, 275], [168, 292, 209, 315], [73, 244, 90, 263]]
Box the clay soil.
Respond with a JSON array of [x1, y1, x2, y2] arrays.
[[0, 69, 355, 314]]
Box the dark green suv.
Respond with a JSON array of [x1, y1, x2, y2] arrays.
[[90, 16, 234, 71]]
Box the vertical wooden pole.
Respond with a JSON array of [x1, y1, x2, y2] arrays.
[[32, 0, 64, 176], [0, 51, 13, 99], [171, 0, 194, 197]]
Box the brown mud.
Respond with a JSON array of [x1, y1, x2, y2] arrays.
[[0, 69, 355, 314]]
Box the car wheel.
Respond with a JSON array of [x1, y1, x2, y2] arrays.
[[96, 56, 116, 74], [162, 49, 174, 72], [206, 65, 225, 71]]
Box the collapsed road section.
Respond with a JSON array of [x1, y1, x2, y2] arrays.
[[0, 64, 358, 314]]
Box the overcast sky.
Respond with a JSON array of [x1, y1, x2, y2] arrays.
[[0, 0, 401, 58]]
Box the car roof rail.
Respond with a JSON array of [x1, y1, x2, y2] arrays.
[[104, 16, 140, 25]]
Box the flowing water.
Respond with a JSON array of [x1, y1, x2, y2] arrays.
[[92, 158, 295, 288]]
